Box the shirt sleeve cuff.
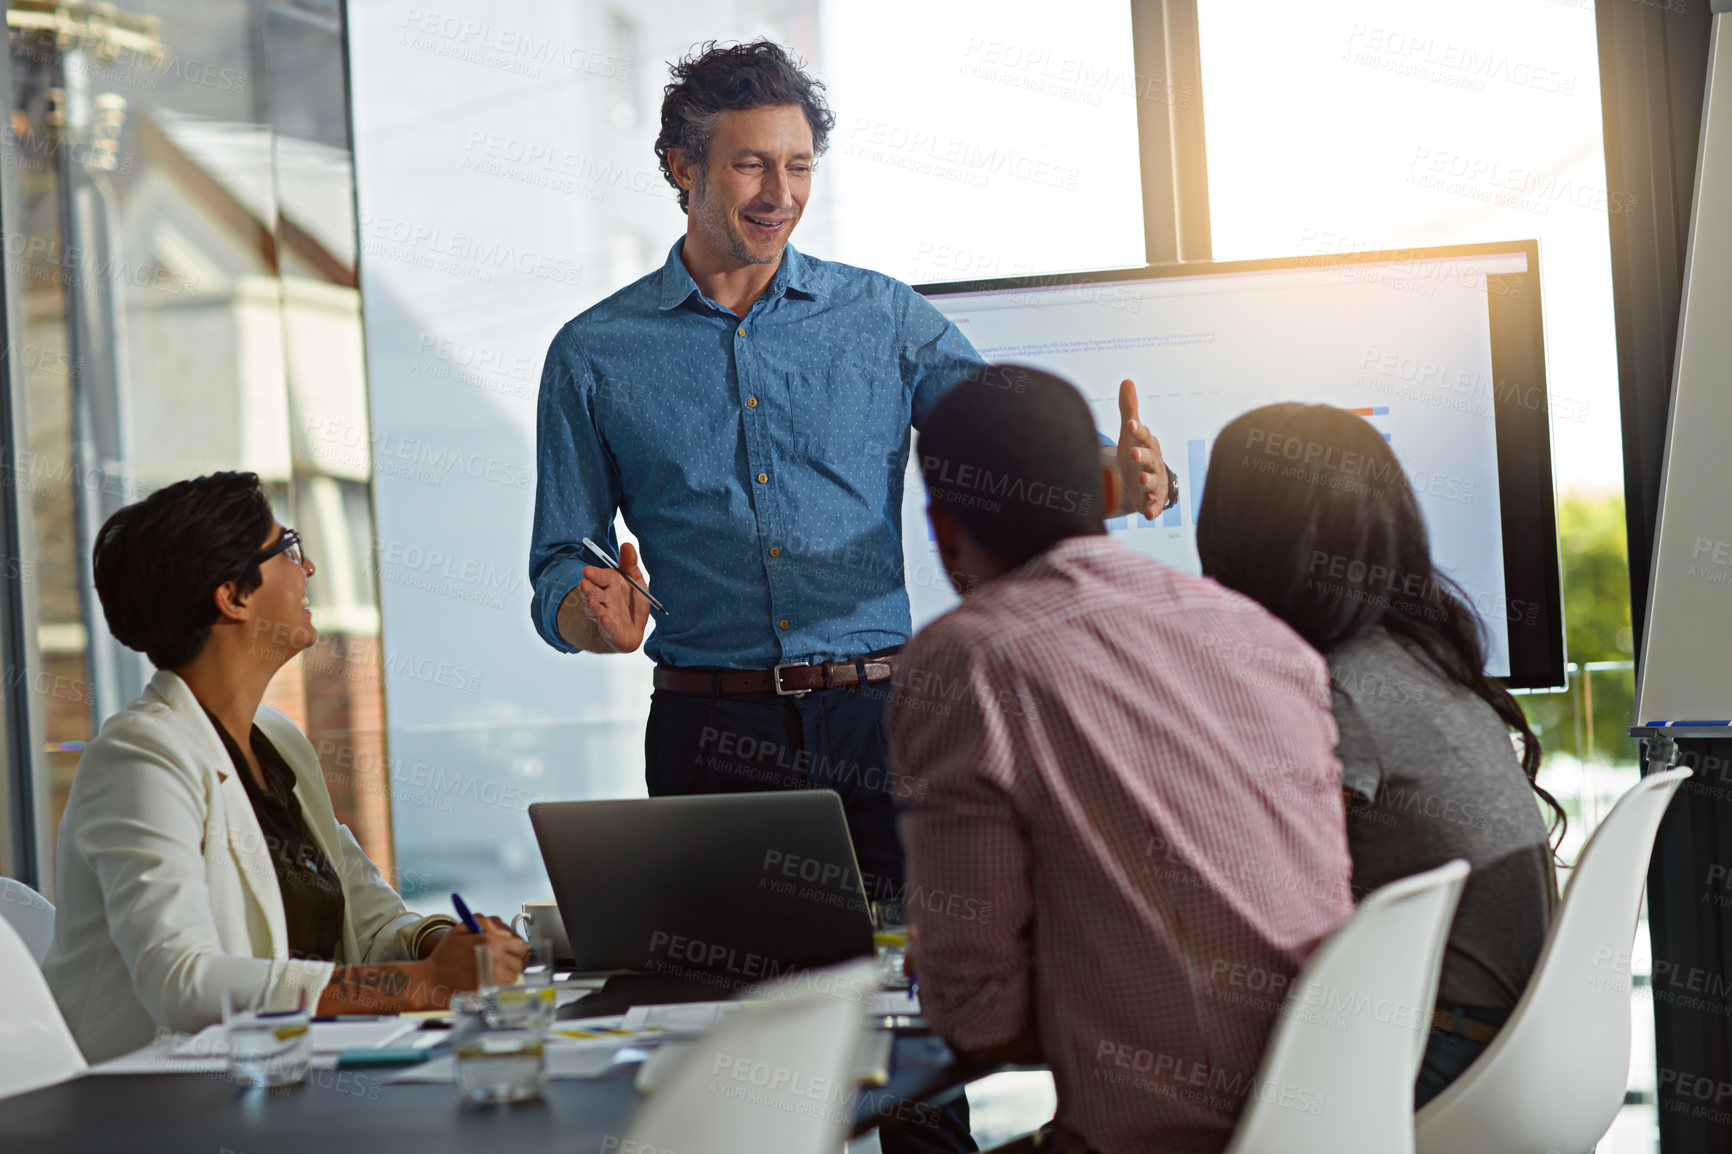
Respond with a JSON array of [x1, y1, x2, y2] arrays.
[[534, 556, 590, 654]]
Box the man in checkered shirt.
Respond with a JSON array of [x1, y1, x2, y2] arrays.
[[888, 367, 1355, 1154]]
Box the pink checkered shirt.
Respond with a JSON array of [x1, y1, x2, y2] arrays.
[[888, 536, 1354, 1154]]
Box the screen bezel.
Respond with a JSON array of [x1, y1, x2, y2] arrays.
[[914, 238, 1565, 690]]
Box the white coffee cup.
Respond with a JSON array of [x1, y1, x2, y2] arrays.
[[510, 900, 571, 961]]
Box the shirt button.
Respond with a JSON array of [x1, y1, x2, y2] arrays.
[[769, 546, 780, 558], [737, 327, 746, 337], [756, 472, 768, 484], [746, 397, 758, 408], [779, 619, 790, 630]]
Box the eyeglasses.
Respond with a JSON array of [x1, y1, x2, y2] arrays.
[[252, 528, 306, 570]]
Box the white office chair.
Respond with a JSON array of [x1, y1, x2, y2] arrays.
[[1223, 858, 1470, 1154], [0, 912, 85, 1100], [0, 877, 56, 965], [619, 957, 878, 1154], [1416, 766, 1693, 1154]]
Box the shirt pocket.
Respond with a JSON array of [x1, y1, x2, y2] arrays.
[[788, 365, 902, 478]]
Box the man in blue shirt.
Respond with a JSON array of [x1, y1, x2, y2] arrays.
[[528, 31, 1168, 972]]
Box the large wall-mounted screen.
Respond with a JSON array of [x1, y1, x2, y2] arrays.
[[912, 241, 1564, 688]]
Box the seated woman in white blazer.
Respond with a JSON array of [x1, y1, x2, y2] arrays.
[[43, 471, 527, 1063]]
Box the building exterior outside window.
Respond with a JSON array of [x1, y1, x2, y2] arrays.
[[1, 0, 393, 883]]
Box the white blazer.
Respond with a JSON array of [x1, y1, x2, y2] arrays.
[[43, 670, 447, 1063]]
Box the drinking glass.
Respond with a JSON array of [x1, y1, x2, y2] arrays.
[[453, 943, 547, 1102], [223, 987, 311, 1088], [872, 900, 911, 990], [490, 937, 557, 1031]]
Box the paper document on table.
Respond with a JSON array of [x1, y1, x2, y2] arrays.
[[93, 1037, 228, 1075], [94, 1034, 336, 1075], [384, 1042, 641, 1083], [92, 1020, 427, 1075], [548, 1014, 664, 1045], [161, 1019, 420, 1056], [166, 1024, 228, 1059], [621, 1001, 740, 1032], [308, 1020, 422, 1053], [872, 990, 920, 1016]]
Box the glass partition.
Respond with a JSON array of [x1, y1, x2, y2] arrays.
[[2, 0, 392, 881]]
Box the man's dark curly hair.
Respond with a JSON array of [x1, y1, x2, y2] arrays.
[[92, 471, 277, 670], [655, 39, 836, 213]]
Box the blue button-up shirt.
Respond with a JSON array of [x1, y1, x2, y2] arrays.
[[529, 240, 986, 668]]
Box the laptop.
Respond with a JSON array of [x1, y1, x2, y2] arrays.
[[528, 791, 877, 992]]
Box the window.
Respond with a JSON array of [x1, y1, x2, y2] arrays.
[[818, 0, 1144, 283], [1197, 4, 1650, 1147], [2, 0, 391, 882]]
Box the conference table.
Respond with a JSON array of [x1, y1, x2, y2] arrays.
[[0, 1030, 981, 1153]]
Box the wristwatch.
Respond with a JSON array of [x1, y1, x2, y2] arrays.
[[1163, 463, 1180, 513]]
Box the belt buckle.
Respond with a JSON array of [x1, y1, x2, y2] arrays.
[[772, 661, 810, 698]]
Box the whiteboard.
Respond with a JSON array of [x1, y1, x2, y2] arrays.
[[1634, 4, 1732, 725]]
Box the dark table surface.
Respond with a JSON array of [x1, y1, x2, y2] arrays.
[[0, 1033, 979, 1154]]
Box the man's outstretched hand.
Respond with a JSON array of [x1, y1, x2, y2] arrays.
[[1116, 379, 1169, 519]]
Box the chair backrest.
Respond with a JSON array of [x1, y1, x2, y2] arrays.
[[1416, 767, 1693, 1154], [0, 877, 56, 965], [0, 912, 86, 1100], [1225, 859, 1470, 1154], [618, 957, 878, 1154]]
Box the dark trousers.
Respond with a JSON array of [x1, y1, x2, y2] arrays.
[[645, 680, 908, 893], [645, 681, 976, 1154], [1415, 998, 1510, 1108]]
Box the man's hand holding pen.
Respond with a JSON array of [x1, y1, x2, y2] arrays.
[[578, 540, 653, 653]]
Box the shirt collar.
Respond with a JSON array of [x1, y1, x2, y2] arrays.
[[656, 237, 822, 312], [777, 243, 821, 301], [1007, 533, 1119, 581]]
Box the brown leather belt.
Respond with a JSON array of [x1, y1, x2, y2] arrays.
[[653, 654, 898, 698], [1431, 1007, 1500, 1045]]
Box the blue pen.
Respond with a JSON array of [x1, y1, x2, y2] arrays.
[[451, 892, 483, 934]]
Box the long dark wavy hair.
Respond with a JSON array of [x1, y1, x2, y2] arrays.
[[1195, 403, 1566, 850]]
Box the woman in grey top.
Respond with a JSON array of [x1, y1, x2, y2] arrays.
[[1195, 402, 1566, 1107]]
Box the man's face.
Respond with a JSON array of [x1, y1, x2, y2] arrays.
[[682, 104, 814, 266]]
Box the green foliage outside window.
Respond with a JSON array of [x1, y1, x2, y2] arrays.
[[1518, 493, 1638, 767]]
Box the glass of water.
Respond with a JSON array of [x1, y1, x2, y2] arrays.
[[453, 990, 545, 1103], [872, 900, 911, 990], [453, 943, 546, 1103], [223, 987, 311, 1088], [477, 937, 556, 1031]]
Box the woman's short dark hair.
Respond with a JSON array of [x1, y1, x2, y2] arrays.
[[1195, 403, 1564, 846], [655, 39, 836, 213], [92, 471, 276, 670], [918, 365, 1106, 571]]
